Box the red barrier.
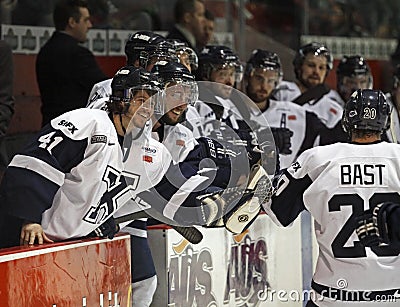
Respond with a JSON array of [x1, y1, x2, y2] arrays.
[[0, 234, 131, 307]]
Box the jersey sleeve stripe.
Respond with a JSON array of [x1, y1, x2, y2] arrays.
[[163, 175, 210, 220], [9, 154, 65, 186]]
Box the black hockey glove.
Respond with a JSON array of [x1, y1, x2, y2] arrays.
[[185, 137, 241, 187], [89, 216, 120, 240], [355, 202, 400, 247], [271, 127, 293, 155]]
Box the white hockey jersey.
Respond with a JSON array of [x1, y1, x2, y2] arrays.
[[152, 123, 197, 163], [264, 141, 400, 306], [87, 78, 112, 108], [250, 99, 326, 168], [274, 80, 343, 129], [5, 109, 125, 240], [385, 93, 400, 143]]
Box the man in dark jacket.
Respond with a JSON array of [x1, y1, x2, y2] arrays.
[[166, 0, 205, 53], [0, 40, 14, 137], [36, 0, 107, 126]]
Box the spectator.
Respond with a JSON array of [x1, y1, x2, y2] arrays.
[[36, 0, 107, 127], [197, 8, 215, 50], [0, 39, 15, 179], [11, 0, 55, 26], [0, 40, 14, 138], [166, 0, 205, 53]]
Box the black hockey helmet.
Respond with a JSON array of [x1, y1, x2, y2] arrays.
[[197, 45, 243, 82], [393, 64, 400, 89], [167, 38, 198, 71], [342, 89, 391, 134], [245, 49, 283, 85], [337, 55, 372, 87], [336, 55, 373, 101], [124, 31, 165, 66], [108, 66, 163, 115], [293, 42, 333, 80], [145, 40, 179, 69], [151, 60, 198, 106]]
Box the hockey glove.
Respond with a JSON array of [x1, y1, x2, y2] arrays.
[[271, 127, 293, 155], [196, 163, 274, 234], [89, 216, 120, 240], [355, 202, 400, 247], [185, 137, 241, 187]]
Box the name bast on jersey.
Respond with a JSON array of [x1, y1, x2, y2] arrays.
[[2, 108, 127, 240], [263, 141, 400, 302]]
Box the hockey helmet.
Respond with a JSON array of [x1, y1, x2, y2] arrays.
[[342, 89, 391, 133], [293, 42, 333, 80], [151, 60, 198, 106], [124, 31, 165, 67], [337, 55, 373, 100], [108, 66, 163, 115], [245, 49, 283, 85], [167, 39, 199, 71], [393, 64, 400, 89], [197, 45, 243, 83]]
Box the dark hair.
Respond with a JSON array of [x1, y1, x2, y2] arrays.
[[53, 0, 88, 31], [204, 9, 214, 22], [174, 0, 203, 23]]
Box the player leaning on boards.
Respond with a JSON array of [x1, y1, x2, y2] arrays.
[[0, 67, 165, 249], [263, 89, 400, 306]]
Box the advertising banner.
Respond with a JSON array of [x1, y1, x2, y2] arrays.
[[149, 214, 304, 306]]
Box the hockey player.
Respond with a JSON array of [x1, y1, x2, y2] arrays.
[[244, 49, 329, 168], [195, 44, 244, 134], [385, 64, 400, 143], [167, 38, 199, 73], [87, 30, 175, 108], [151, 60, 201, 161], [273, 42, 347, 145], [196, 45, 293, 166], [336, 55, 373, 103], [263, 89, 400, 306], [0, 66, 164, 249]]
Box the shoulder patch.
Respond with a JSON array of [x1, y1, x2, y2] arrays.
[[91, 135, 107, 144]]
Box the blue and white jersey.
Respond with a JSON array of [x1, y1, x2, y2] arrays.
[[264, 142, 400, 306], [2, 108, 124, 240]]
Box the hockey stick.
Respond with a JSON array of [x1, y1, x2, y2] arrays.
[[115, 211, 203, 244]]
